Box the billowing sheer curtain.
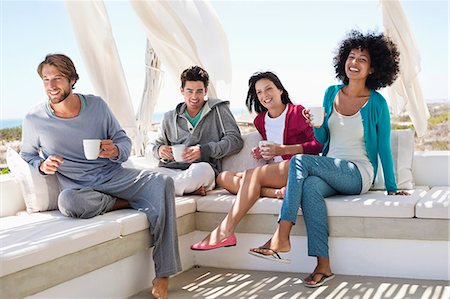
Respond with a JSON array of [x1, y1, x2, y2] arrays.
[[65, 1, 138, 145], [65, 0, 232, 153], [380, 0, 430, 137]]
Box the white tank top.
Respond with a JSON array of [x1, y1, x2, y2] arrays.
[[264, 105, 288, 163], [327, 103, 374, 193]]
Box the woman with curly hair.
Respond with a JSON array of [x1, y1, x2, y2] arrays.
[[249, 30, 408, 287], [190, 71, 322, 250]]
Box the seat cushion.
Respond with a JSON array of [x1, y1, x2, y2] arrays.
[[371, 129, 415, 190], [0, 211, 121, 277], [175, 195, 198, 217], [325, 188, 427, 218], [6, 148, 60, 213], [415, 187, 450, 219]]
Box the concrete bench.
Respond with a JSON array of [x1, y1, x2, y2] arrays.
[[1, 132, 448, 298]]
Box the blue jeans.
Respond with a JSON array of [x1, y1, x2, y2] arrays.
[[280, 154, 362, 257]]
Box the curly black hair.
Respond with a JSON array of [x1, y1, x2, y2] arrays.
[[245, 71, 293, 114], [333, 30, 400, 90]]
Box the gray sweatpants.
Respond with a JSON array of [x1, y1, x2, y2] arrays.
[[57, 167, 182, 277]]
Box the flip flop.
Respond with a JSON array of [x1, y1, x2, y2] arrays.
[[303, 272, 335, 288], [248, 247, 291, 264]]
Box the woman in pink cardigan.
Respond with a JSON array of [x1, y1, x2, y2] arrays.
[[191, 71, 322, 250]]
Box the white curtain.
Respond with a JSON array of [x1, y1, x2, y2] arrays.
[[136, 40, 163, 156], [380, 0, 430, 137], [130, 0, 232, 100], [64, 1, 139, 145]]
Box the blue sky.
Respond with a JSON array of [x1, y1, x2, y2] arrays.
[[1, 0, 448, 120]]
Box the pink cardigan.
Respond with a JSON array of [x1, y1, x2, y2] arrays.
[[253, 103, 323, 160]]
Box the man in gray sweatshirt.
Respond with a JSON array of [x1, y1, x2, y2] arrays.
[[20, 54, 180, 299], [152, 66, 243, 196]]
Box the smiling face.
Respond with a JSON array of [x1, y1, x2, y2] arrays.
[[181, 80, 207, 117], [345, 48, 373, 81], [255, 78, 283, 111], [41, 64, 75, 104]]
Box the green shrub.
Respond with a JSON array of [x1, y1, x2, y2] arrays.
[[0, 127, 22, 142], [391, 124, 414, 130], [428, 112, 449, 126]]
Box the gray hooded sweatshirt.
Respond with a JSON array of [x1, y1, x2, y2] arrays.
[[152, 98, 243, 175]]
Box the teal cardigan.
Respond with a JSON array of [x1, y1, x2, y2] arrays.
[[313, 85, 397, 192]]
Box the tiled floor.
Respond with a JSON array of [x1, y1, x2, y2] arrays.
[[129, 266, 449, 299]]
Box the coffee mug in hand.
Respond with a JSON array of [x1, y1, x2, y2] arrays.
[[172, 144, 186, 162], [302, 106, 325, 127], [259, 140, 274, 160], [83, 139, 101, 160]]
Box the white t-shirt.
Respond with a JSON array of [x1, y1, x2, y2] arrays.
[[327, 103, 374, 194], [264, 106, 288, 163]]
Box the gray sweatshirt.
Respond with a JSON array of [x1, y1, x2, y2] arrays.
[[152, 98, 243, 175], [20, 94, 131, 189]]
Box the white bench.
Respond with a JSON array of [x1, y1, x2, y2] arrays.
[[1, 132, 449, 298]]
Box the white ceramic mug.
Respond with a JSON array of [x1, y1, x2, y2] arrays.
[[83, 139, 101, 160], [302, 106, 325, 127], [259, 140, 274, 160], [172, 144, 186, 162]]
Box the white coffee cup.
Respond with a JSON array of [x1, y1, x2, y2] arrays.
[[172, 144, 186, 162], [83, 139, 101, 160], [302, 106, 325, 127], [259, 140, 274, 160]]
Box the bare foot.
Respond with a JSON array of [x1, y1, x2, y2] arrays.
[[250, 235, 291, 254], [111, 198, 130, 211], [304, 257, 333, 286], [195, 226, 232, 246], [189, 186, 207, 196], [260, 187, 286, 200], [152, 277, 169, 299]]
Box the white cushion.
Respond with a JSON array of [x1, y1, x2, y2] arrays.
[[197, 188, 427, 218], [371, 129, 415, 190], [196, 189, 303, 216], [0, 211, 121, 277], [222, 132, 266, 173], [0, 174, 25, 217], [98, 209, 149, 236], [6, 148, 60, 213], [325, 188, 426, 218], [175, 195, 197, 217], [413, 151, 450, 187], [416, 187, 450, 219], [91, 197, 196, 236]]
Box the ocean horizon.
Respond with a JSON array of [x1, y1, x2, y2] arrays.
[[0, 107, 249, 129]]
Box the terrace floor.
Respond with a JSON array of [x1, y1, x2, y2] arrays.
[[129, 266, 449, 299]]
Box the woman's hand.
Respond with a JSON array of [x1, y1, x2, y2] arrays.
[[388, 191, 409, 195], [302, 108, 325, 128], [260, 143, 281, 160], [251, 146, 263, 160]]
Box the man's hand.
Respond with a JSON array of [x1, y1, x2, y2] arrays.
[[159, 145, 174, 161], [99, 140, 119, 159], [40, 155, 64, 174], [183, 145, 201, 163]]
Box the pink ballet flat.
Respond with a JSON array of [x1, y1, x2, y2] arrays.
[[190, 234, 237, 251]]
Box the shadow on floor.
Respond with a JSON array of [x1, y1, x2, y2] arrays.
[[129, 266, 449, 299]]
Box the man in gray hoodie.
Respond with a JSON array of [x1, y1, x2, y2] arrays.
[[152, 66, 243, 196]]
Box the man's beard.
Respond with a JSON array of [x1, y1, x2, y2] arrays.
[[48, 89, 71, 104]]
